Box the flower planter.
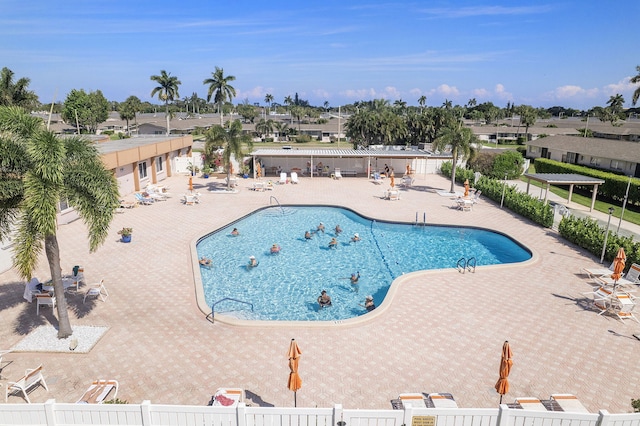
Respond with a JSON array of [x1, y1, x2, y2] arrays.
[[121, 235, 132, 243]]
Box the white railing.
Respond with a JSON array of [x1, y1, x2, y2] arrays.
[[0, 401, 638, 426]]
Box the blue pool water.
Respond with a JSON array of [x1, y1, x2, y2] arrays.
[[197, 206, 531, 321]]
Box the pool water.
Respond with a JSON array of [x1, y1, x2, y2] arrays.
[[197, 206, 530, 321]]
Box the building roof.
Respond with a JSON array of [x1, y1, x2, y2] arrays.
[[527, 135, 640, 163], [250, 148, 449, 158], [95, 135, 182, 154], [523, 173, 605, 185]]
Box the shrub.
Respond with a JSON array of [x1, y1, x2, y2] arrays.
[[295, 135, 312, 143], [491, 150, 524, 180]]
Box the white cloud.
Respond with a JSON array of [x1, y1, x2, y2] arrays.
[[434, 84, 460, 97], [603, 77, 634, 97], [312, 89, 331, 99], [342, 88, 378, 99], [494, 84, 512, 100], [471, 88, 490, 98]]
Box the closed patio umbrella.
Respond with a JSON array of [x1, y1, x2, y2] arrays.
[[611, 247, 626, 293], [390, 175, 395, 188], [287, 339, 302, 407], [495, 341, 513, 404], [188, 176, 193, 192]]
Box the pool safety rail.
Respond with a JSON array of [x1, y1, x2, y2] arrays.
[[269, 196, 284, 214], [414, 211, 427, 226], [209, 298, 254, 323], [457, 257, 477, 274]]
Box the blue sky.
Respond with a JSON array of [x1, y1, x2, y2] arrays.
[[2, 1, 638, 110]]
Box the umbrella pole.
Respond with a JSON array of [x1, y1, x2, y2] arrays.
[[499, 395, 503, 404], [294, 391, 297, 407]]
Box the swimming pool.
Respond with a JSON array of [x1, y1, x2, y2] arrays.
[[196, 206, 531, 321]]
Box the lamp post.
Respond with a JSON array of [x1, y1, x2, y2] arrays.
[[600, 207, 615, 263], [616, 175, 632, 234], [500, 173, 508, 208]]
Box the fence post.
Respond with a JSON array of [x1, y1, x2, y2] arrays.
[[403, 402, 414, 426], [237, 402, 247, 426], [141, 400, 152, 426], [496, 404, 511, 426], [596, 409, 611, 426], [334, 404, 344, 426], [44, 399, 57, 426]]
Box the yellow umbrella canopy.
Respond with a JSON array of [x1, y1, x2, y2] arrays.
[[611, 247, 626, 290], [495, 341, 513, 404], [287, 339, 302, 406], [464, 179, 470, 197], [188, 176, 193, 192], [256, 162, 262, 178], [390, 175, 395, 188]]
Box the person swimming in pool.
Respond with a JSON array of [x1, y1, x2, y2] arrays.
[[231, 228, 239, 236], [328, 238, 338, 249], [199, 256, 213, 268], [351, 233, 361, 242], [361, 295, 376, 312], [304, 230, 312, 240], [248, 255, 258, 268], [270, 243, 281, 254], [350, 272, 360, 284], [334, 224, 343, 235], [317, 222, 325, 234], [317, 290, 332, 308]]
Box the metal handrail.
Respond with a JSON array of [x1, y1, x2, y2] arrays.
[[466, 257, 476, 273], [456, 257, 467, 273], [269, 196, 284, 214], [210, 298, 254, 323]]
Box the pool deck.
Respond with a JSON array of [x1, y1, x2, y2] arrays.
[[1, 173, 639, 412]]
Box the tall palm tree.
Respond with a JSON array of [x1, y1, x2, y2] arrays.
[[255, 118, 275, 140], [632, 65, 640, 106], [0, 67, 39, 110], [204, 67, 236, 126], [418, 95, 427, 113], [432, 118, 478, 193], [264, 94, 273, 116], [0, 106, 120, 338], [606, 93, 625, 114], [150, 70, 181, 135], [204, 120, 252, 189]]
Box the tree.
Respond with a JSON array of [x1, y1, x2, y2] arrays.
[[118, 96, 141, 135], [255, 118, 275, 139], [203, 67, 236, 126], [0, 106, 120, 338], [264, 94, 273, 116], [632, 65, 640, 106], [418, 95, 427, 113], [290, 106, 304, 132], [518, 105, 537, 142], [237, 102, 258, 123], [607, 94, 625, 114], [323, 101, 330, 111], [432, 118, 478, 193], [61, 89, 109, 134], [150, 70, 181, 135], [274, 121, 289, 141], [0, 67, 39, 110], [204, 120, 252, 189]]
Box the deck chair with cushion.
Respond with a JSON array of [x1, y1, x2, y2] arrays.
[[279, 172, 287, 185], [5, 365, 48, 403], [428, 393, 458, 408], [372, 172, 384, 185], [23, 277, 41, 302], [624, 263, 640, 284], [398, 393, 429, 408], [210, 387, 244, 407], [134, 192, 154, 205], [612, 292, 639, 323], [76, 379, 119, 404], [550, 394, 589, 413], [83, 279, 108, 303], [35, 293, 56, 315], [333, 168, 342, 179], [291, 172, 299, 184], [515, 397, 548, 411]]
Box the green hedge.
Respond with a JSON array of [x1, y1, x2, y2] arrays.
[[534, 158, 640, 204], [440, 162, 553, 227], [559, 215, 640, 266]]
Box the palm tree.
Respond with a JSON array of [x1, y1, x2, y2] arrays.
[[0, 67, 39, 109], [607, 93, 625, 114], [203, 67, 236, 126], [632, 65, 640, 106], [204, 120, 252, 189], [432, 118, 478, 193], [274, 121, 289, 141], [0, 106, 120, 338], [150, 70, 181, 135], [264, 94, 273, 116], [119, 95, 141, 135], [255, 118, 275, 140], [323, 101, 330, 112], [418, 95, 427, 113]]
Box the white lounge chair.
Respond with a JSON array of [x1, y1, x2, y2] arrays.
[[279, 172, 287, 184], [372, 173, 383, 184], [399, 393, 428, 408], [35, 293, 55, 315], [515, 397, 547, 411], [333, 168, 342, 179], [624, 263, 640, 284], [291, 172, 299, 184], [211, 388, 244, 407], [0, 349, 11, 379], [134, 192, 154, 205], [550, 394, 589, 413], [252, 182, 265, 191], [76, 379, 119, 404], [83, 279, 108, 303], [5, 365, 48, 403], [612, 292, 639, 323], [428, 393, 458, 408]]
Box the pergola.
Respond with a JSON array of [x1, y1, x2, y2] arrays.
[[523, 173, 605, 212]]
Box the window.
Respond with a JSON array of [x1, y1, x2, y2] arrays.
[[590, 157, 600, 166], [610, 160, 623, 170], [138, 162, 148, 179], [529, 146, 540, 154], [156, 156, 163, 172]]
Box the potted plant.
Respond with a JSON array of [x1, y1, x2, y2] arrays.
[[241, 164, 250, 179], [202, 165, 212, 178], [117, 227, 133, 243]]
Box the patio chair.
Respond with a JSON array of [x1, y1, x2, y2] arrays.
[[83, 279, 108, 303], [252, 182, 265, 192], [5, 365, 48, 403], [291, 172, 299, 184], [428, 393, 458, 408], [402, 176, 414, 188], [583, 286, 612, 315], [134, 192, 154, 205], [624, 263, 640, 284], [279, 172, 287, 184], [76, 379, 119, 404], [612, 292, 639, 323], [23, 277, 41, 302], [514, 397, 548, 411], [372, 172, 383, 184], [471, 190, 482, 204], [333, 168, 342, 179], [210, 388, 244, 407], [35, 293, 56, 315], [0, 349, 11, 379], [550, 394, 589, 413], [398, 393, 429, 408]]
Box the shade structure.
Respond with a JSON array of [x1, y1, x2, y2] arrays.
[[611, 247, 626, 291], [464, 179, 470, 197], [390, 175, 395, 188], [188, 176, 193, 192], [287, 339, 302, 407], [495, 341, 513, 404]]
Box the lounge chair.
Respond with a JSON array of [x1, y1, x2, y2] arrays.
[[612, 292, 639, 323], [252, 182, 265, 191], [210, 387, 244, 407], [291, 172, 299, 184], [76, 379, 119, 404], [398, 393, 429, 408], [35, 293, 56, 315], [582, 266, 613, 279], [144, 187, 168, 201], [372, 173, 383, 185], [333, 168, 342, 179], [550, 394, 589, 413], [23, 277, 41, 302], [83, 279, 108, 303], [134, 192, 154, 205], [402, 176, 414, 188], [471, 190, 482, 204], [0, 350, 11, 379], [428, 393, 458, 408], [624, 263, 640, 284], [279, 172, 287, 184], [514, 397, 548, 411], [5, 365, 48, 403]]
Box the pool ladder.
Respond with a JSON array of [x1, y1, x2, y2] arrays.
[[208, 298, 254, 323], [456, 257, 476, 274], [414, 211, 427, 226], [269, 196, 284, 214]]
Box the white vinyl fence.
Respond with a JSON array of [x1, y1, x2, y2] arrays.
[[0, 401, 638, 426]]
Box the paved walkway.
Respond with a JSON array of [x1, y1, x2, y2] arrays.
[[1, 173, 639, 412]]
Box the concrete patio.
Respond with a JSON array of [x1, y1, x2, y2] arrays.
[[0, 173, 638, 412]]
